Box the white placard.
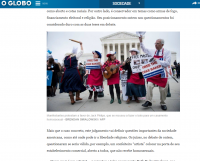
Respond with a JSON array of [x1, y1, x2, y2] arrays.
[[86, 58, 101, 69], [141, 59, 164, 79], [131, 54, 152, 73]]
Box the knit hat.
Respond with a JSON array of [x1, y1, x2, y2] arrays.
[[92, 50, 102, 58]]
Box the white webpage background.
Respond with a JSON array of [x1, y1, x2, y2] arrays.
[[0, 9, 199, 161]]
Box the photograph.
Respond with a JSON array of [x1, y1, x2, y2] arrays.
[[134, 60, 140, 65], [47, 31, 180, 112], [141, 59, 148, 64]]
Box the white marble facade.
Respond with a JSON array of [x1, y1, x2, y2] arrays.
[[100, 32, 177, 65], [100, 32, 143, 63]]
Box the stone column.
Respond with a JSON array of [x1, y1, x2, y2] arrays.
[[129, 43, 132, 50], [107, 43, 110, 53], [118, 43, 121, 62], [124, 43, 127, 60], [135, 43, 137, 49], [129, 43, 132, 57], [113, 43, 115, 52]]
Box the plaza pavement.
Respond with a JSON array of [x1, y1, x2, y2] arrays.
[[47, 78, 180, 112]]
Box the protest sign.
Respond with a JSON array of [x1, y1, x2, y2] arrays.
[[54, 59, 58, 63], [141, 59, 164, 79], [161, 65, 173, 78], [47, 70, 53, 86], [86, 58, 101, 69], [131, 54, 152, 73], [120, 71, 128, 87]]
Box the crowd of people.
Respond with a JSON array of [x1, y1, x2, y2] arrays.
[[171, 60, 180, 78], [47, 36, 179, 111]]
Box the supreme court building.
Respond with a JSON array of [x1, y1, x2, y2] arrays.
[[100, 32, 177, 65]]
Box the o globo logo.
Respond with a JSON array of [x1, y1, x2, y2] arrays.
[[1, 1, 31, 6]]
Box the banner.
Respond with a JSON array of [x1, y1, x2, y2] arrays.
[[131, 54, 152, 73], [47, 70, 53, 86], [141, 59, 164, 79], [86, 58, 101, 69]]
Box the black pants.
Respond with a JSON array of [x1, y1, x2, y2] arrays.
[[81, 74, 84, 83], [177, 70, 180, 78], [109, 84, 120, 100]]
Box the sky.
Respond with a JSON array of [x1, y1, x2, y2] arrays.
[[47, 32, 180, 63]]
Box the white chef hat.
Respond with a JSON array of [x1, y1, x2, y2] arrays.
[[65, 46, 78, 57], [129, 48, 140, 54]]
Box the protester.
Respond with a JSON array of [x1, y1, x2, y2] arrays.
[[60, 42, 86, 105], [174, 68, 176, 76], [47, 58, 60, 97], [102, 51, 121, 104], [57, 63, 62, 89], [176, 63, 180, 78], [78, 62, 84, 82], [174, 60, 177, 67], [82, 65, 87, 85], [121, 48, 146, 104], [139, 37, 171, 110], [174, 60, 178, 74], [47, 60, 50, 97], [85, 51, 104, 102], [171, 65, 176, 76]]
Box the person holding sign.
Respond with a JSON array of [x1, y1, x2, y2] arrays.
[[85, 51, 104, 102], [122, 48, 146, 104], [102, 51, 121, 104], [139, 37, 171, 110], [60, 42, 86, 105]]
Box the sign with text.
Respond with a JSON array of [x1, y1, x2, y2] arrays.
[[131, 54, 152, 73], [141, 59, 164, 79], [86, 58, 101, 69], [120, 71, 128, 87], [161, 65, 173, 78], [47, 70, 53, 86]]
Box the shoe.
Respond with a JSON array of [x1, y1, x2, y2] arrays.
[[88, 91, 93, 99], [134, 95, 140, 103], [69, 94, 75, 105], [135, 99, 140, 103], [94, 92, 98, 102], [142, 101, 152, 107], [76, 91, 82, 101], [161, 105, 167, 110], [110, 98, 114, 104], [126, 96, 131, 104], [118, 99, 121, 104]]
